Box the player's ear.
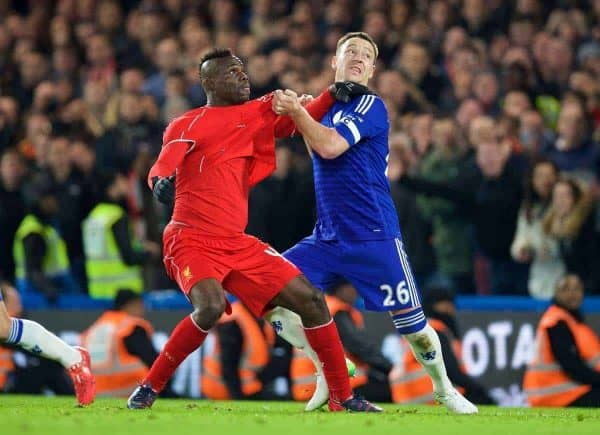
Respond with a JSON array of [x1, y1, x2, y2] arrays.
[[331, 55, 338, 71], [368, 62, 376, 80]]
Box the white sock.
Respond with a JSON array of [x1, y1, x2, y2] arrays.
[[6, 318, 81, 368], [265, 307, 323, 374], [404, 324, 453, 393]]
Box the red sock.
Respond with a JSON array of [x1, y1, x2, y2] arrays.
[[143, 315, 207, 393], [304, 319, 352, 403]]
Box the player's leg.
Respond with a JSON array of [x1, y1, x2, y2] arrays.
[[129, 229, 229, 409], [344, 238, 477, 414], [0, 291, 95, 405], [265, 237, 342, 410], [128, 278, 226, 409], [269, 276, 381, 412], [225, 237, 381, 412]]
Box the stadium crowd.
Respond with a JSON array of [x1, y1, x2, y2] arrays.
[[0, 0, 600, 305]]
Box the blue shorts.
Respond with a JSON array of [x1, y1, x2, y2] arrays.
[[284, 236, 422, 312]]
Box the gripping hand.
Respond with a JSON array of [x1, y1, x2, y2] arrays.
[[151, 175, 175, 204], [330, 81, 373, 103]]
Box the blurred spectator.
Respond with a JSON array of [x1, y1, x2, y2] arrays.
[[395, 41, 444, 106], [511, 159, 562, 299], [542, 100, 600, 182], [387, 133, 435, 286], [524, 275, 600, 407], [143, 37, 182, 107], [95, 92, 161, 174], [541, 178, 600, 294], [11, 51, 48, 111], [0, 0, 599, 302], [82, 173, 160, 300], [390, 286, 494, 405], [416, 118, 474, 293], [202, 300, 287, 400], [43, 136, 95, 292], [15, 175, 78, 303], [17, 113, 52, 168], [0, 96, 20, 151], [0, 149, 26, 284], [400, 128, 526, 294], [81, 289, 158, 397]]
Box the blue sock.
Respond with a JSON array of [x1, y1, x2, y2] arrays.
[[391, 308, 427, 335], [5, 318, 24, 344]]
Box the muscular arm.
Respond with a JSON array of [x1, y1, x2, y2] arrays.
[[287, 103, 350, 159], [548, 321, 600, 386], [273, 90, 335, 138]]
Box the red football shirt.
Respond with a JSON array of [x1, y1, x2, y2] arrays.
[[148, 90, 334, 237]]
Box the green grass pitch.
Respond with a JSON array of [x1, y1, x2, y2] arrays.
[[1, 396, 598, 435]]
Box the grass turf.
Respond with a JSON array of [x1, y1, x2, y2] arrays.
[[0, 396, 598, 435]]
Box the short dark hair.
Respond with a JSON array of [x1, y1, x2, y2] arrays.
[[336, 32, 379, 59], [199, 48, 234, 74], [114, 289, 143, 310]]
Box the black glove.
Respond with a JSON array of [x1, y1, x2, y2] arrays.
[[151, 175, 175, 204], [330, 81, 373, 103]]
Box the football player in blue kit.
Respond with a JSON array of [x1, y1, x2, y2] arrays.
[[267, 32, 477, 413]]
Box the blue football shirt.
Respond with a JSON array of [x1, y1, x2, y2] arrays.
[[311, 94, 401, 241]]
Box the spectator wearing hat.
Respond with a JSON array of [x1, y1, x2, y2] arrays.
[[82, 172, 160, 300], [81, 289, 158, 397], [13, 175, 76, 304], [389, 286, 493, 405]]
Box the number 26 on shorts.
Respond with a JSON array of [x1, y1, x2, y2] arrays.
[[380, 280, 411, 307]]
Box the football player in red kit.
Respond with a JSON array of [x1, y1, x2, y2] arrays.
[[127, 48, 381, 412]]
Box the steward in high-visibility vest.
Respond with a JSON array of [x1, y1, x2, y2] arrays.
[[81, 290, 156, 397], [389, 287, 493, 405], [291, 282, 393, 403], [83, 173, 157, 299], [202, 301, 276, 400], [13, 213, 70, 296], [524, 275, 600, 407]]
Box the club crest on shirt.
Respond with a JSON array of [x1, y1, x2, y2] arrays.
[[182, 266, 193, 284]]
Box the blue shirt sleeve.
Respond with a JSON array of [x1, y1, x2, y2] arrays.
[[333, 96, 389, 147]]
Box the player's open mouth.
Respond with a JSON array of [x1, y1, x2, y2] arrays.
[[350, 66, 362, 74]]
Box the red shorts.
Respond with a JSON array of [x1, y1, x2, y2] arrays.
[[162, 224, 301, 316]]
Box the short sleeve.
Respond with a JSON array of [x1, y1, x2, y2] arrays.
[[334, 96, 389, 147]]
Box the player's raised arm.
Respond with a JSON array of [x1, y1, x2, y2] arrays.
[[274, 88, 385, 159], [272, 83, 371, 138]]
